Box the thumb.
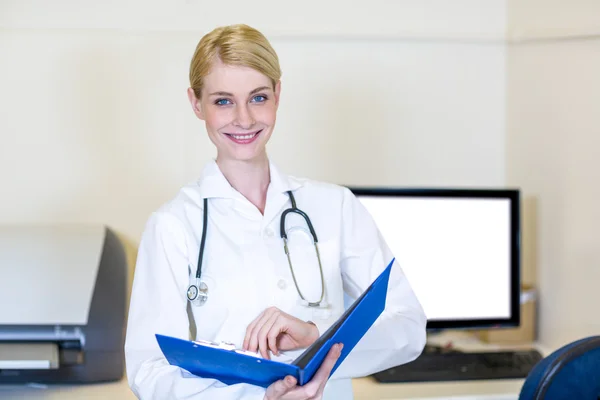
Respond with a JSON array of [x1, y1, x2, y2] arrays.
[[266, 375, 297, 399]]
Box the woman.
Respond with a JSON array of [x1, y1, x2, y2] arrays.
[[125, 24, 427, 400]]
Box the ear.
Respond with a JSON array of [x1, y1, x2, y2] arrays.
[[274, 80, 281, 109], [187, 87, 205, 120]]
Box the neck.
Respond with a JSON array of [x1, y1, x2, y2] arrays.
[[216, 155, 270, 214]]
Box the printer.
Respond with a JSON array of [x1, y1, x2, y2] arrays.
[[0, 225, 128, 384]]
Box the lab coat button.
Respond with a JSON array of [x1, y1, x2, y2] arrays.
[[265, 227, 274, 237], [277, 279, 287, 290]]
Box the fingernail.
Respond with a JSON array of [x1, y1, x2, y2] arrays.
[[285, 376, 294, 385]]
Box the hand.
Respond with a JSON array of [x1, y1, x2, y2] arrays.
[[243, 307, 319, 359], [264, 343, 343, 400]]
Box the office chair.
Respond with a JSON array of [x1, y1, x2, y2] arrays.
[[519, 335, 600, 400]]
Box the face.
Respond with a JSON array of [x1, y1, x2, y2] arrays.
[[188, 58, 281, 163]]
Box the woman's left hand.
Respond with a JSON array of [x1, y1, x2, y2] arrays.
[[243, 307, 319, 359]]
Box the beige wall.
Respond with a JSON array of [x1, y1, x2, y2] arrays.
[[1, 0, 506, 39], [0, 1, 507, 244], [2, 0, 600, 352], [508, 0, 600, 40], [506, 37, 600, 349], [505, 0, 600, 349]]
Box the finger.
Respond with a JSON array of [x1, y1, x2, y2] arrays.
[[280, 346, 341, 400], [248, 312, 275, 354], [257, 312, 279, 359], [266, 375, 297, 399], [243, 310, 264, 350], [267, 318, 284, 356], [244, 308, 276, 350], [247, 308, 277, 353], [313, 343, 343, 383], [244, 309, 270, 351], [308, 344, 343, 400]]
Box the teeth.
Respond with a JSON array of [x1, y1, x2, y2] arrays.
[[231, 132, 257, 140]]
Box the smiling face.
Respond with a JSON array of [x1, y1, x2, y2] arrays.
[[188, 58, 281, 163]]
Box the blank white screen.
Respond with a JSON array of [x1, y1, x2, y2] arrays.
[[357, 195, 512, 321]]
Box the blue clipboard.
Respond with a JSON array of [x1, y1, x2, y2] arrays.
[[155, 258, 394, 388]]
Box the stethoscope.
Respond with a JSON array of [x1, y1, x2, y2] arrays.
[[187, 191, 326, 308]]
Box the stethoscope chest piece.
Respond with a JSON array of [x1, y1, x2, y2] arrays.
[[187, 280, 208, 306]]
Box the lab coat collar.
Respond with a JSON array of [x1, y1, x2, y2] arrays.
[[196, 159, 303, 202], [196, 160, 237, 200], [263, 162, 304, 226], [267, 161, 303, 195]]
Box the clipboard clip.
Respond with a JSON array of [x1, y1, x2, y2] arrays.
[[193, 339, 261, 358]]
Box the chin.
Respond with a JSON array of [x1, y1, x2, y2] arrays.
[[222, 149, 267, 163]]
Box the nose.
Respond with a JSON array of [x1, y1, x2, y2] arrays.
[[233, 104, 255, 129]]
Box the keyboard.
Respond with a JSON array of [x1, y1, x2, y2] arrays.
[[372, 349, 544, 383]]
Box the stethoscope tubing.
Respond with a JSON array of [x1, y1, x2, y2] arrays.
[[188, 190, 325, 307]]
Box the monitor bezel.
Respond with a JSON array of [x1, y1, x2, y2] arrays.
[[347, 187, 521, 331]]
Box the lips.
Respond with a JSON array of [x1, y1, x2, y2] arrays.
[[223, 130, 262, 144]]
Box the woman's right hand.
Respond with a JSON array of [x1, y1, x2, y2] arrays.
[[263, 343, 343, 400]]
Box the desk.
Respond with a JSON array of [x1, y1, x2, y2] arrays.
[[352, 377, 524, 400], [0, 376, 523, 400], [350, 331, 547, 400], [0, 377, 525, 400], [0, 333, 545, 400], [0, 379, 136, 400]]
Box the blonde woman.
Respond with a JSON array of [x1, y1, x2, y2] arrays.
[[125, 24, 426, 400]]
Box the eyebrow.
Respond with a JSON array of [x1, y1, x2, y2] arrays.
[[208, 86, 272, 97]]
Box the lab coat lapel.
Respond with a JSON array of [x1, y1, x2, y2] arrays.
[[196, 160, 302, 228], [263, 189, 291, 232], [196, 160, 238, 201], [262, 162, 302, 231]]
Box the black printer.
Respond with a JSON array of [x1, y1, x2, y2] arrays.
[[0, 225, 128, 384]]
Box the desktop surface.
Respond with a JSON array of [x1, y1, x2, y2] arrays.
[[371, 347, 543, 384], [355, 331, 548, 399], [0, 376, 525, 400], [0, 333, 546, 400], [352, 376, 526, 400]]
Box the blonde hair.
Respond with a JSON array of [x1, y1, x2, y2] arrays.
[[189, 24, 282, 98]]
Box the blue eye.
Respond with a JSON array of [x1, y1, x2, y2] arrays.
[[251, 95, 267, 103], [215, 98, 232, 106]]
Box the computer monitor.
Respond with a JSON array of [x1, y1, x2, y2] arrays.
[[348, 187, 520, 331]]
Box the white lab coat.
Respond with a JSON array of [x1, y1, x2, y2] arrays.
[[125, 160, 427, 400]]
